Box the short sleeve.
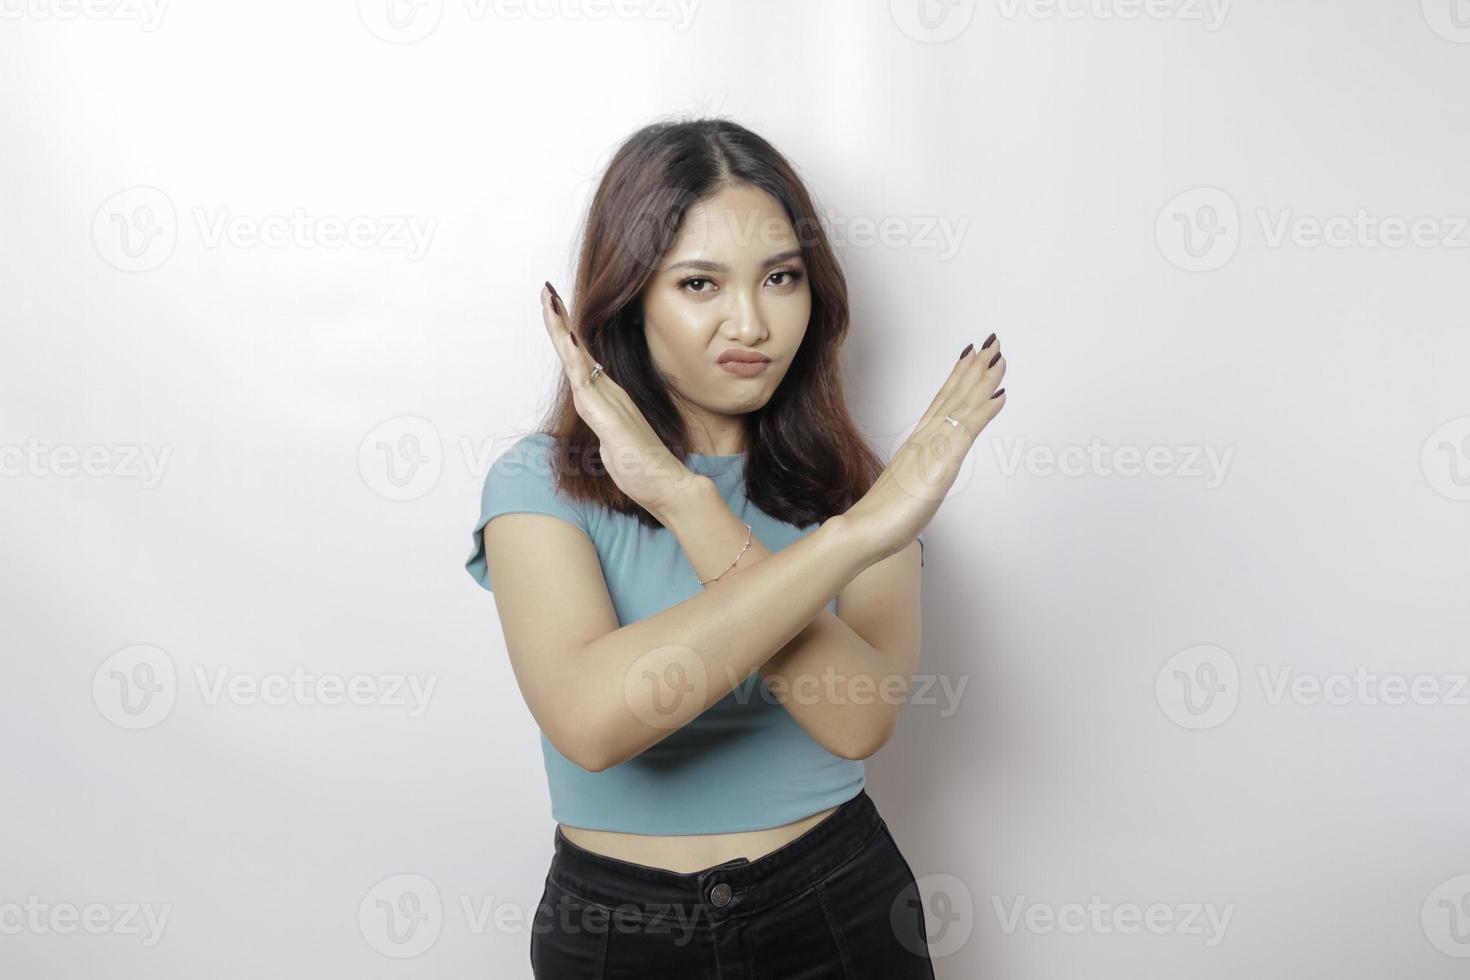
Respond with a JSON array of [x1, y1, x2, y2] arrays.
[[465, 433, 591, 592]]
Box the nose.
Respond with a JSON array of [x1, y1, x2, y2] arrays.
[[720, 289, 769, 344]]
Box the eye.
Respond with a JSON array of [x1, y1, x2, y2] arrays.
[[768, 268, 804, 287], [679, 276, 715, 293]]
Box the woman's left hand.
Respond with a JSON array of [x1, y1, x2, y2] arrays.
[[540, 281, 704, 518]]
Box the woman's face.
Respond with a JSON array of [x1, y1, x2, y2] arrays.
[[640, 183, 812, 451]]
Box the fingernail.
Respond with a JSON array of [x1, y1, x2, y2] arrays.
[[545, 281, 563, 316], [569, 332, 579, 347], [981, 332, 997, 350], [958, 342, 974, 361], [990, 387, 1005, 399], [988, 351, 1001, 368]]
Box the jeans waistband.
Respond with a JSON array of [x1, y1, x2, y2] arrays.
[[548, 789, 883, 922]]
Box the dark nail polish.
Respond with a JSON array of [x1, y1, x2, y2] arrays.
[[988, 351, 1001, 368], [568, 332, 578, 347], [958, 342, 974, 361], [981, 332, 997, 350], [990, 387, 1005, 399], [545, 281, 563, 315]]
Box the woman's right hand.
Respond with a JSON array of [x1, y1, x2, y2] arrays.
[[843, 335, 1008, 563], [540, 281, 704, 518]]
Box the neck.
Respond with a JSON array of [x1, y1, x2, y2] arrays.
[[682, 418, 748, 456]]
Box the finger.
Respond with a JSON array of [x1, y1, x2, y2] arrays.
[[986, 352, 1007, 394], [915, 337, 990, 428], [952, 340, 1005, 407], [952, 356, 1008, 435], [917, 333, 999, 428], [931, 345, 1007, 441], [541, 281, 594, 387]]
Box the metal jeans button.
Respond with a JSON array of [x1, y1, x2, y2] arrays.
[[708, 882, 732, 907]]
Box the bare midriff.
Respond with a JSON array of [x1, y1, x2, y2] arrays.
[[557, 803, 842, 874]]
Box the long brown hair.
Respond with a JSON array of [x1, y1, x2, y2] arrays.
[[541, 115, 886, 530]]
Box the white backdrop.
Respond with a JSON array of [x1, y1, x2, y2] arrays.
[[3, 1, 1469, 977]]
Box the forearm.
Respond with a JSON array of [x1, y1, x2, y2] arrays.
[[664, 479, 911, 761], [573, 477, 877, 770]]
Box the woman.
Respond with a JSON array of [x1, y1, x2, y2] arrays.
[[466, 117, 1006, 978]]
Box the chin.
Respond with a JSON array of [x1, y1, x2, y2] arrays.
[[714, 390, 773, 413]]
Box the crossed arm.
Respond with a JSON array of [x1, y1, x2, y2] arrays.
[[483, 476, 922, 772], [660, 474, 923, 761]]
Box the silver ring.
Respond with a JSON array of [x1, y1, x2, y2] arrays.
[[589, 363, 604, 385], [943, 415, 961, 428]]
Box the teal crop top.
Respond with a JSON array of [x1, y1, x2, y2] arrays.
[[465, 431, 922, 835]]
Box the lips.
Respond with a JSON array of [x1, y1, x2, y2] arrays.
[[717, 352, 772, 378]]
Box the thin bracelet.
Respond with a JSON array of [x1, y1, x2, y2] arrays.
[[698, 522, 752, 587]]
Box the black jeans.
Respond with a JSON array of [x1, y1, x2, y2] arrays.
[[529, 789, 936, 979]]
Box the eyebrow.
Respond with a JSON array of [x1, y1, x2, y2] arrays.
[[662, 249, 804, 274]]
